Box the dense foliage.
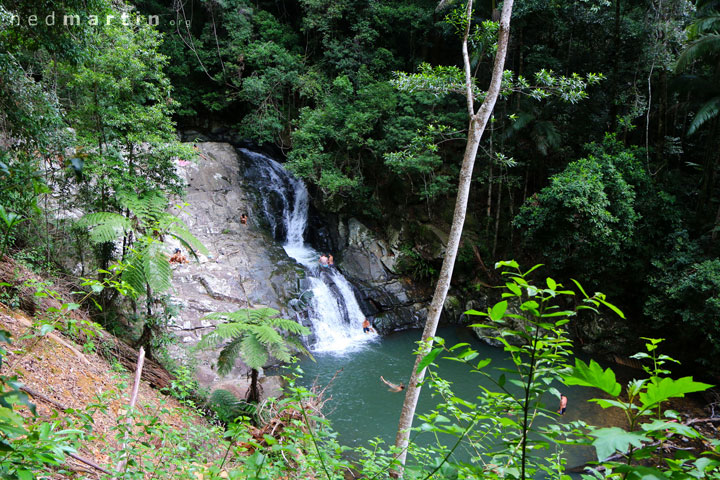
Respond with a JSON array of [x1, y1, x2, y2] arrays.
[[1, 0, 720, 477], [127, 0, 720, 371]]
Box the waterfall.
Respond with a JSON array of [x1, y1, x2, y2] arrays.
[[239, 148, 377, 353]]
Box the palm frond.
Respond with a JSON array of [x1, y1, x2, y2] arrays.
[[690, 14, 720, 35], [240, 334, 269, 370], [217, 337, 245, 376], [688, 96, 720, 135], [676, 34, 720, 72]]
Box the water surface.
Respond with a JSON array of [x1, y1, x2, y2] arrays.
[[296, 326, 621, 469]]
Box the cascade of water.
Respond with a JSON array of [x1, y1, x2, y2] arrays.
[[239, 148, 377, 353]]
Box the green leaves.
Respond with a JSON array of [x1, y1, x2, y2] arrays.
[[639, 377, 712, 406], [590, 427, 650, 461], [564, 358, 622, 396]]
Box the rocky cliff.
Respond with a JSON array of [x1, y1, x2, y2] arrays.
[[166, 143, 300, 395]]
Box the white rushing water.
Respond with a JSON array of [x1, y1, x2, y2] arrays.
[[239, 149, 377, 353]]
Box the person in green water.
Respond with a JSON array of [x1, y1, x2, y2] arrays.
[[381, 376, 404, 392]]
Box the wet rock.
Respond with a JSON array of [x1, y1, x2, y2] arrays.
[[337, 217, 431, 333], [165, 142, 302, 389]]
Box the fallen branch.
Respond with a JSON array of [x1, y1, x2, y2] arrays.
[[19, 385, 69, 412], [68, 452, 111, 475]]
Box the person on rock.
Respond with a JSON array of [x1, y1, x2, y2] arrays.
[[240, 213, 248, 225], [169, 248, 188, 264], [319, 254, 329, 267], [381, 376, 405, 392], [362, 318, 375, 334], [328, 254, 334, 266]]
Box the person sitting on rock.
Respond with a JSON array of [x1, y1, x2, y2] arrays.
[[328, 254, 334, 266], [319, 254, 329, 267], [240, 213, 248, 225], [362, 318, 375, 334], [381, 376, 405, 392], [169, 248, 188, 264]]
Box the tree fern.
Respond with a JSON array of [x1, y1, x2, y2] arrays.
[[118, 190, 167, 228], [239, 335, 269, 371], [197, 307, 310, 398]]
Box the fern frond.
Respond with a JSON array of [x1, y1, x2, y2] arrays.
[[217, 337, 245, 376], [240, 334, 268, 370], [267, 316, 310, 335], [142, 247, 172, 293], [76, 212, 130, 244], [119, 190, 167, 225], [284, 336, 311, 359], [688, 96, 720, 135], [267, 337, 292, 363], [168, 224, 209, 257], [121, 255, 146, 298], [254, 324, 284, 348], [208, 389, 254, 423], [196, 322, 253, 349]]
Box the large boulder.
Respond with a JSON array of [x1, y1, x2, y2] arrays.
[[336, 218, 431, 333], [166, 143, 303, 390]]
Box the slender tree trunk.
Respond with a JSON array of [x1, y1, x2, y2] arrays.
[[492, 169, 503, 258], [247, 368, 260, 403], [391, 0, 514, 476]]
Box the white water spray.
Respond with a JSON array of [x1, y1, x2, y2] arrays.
[[240, 149, 377, 353]]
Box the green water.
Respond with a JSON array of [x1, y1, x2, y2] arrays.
[[296, 325, 614, 470]]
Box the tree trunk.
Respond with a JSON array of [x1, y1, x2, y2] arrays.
[[390, 0, 514, 476], [247, 368, 260, 404]]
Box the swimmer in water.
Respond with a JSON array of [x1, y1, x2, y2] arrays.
[[381, 376, 405, 392]]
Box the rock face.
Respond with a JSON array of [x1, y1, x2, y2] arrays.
[[166, 143, 302, 396], [336, 218, 431, 333]]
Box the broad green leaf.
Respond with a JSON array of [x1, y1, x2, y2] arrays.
[[564, 358, 621, 396], [490, 301, 508, 321], [418, 347, 443, 371], [590, 427, 649, 460], [640, 419, 700, 438], [639, 377, 712, 407], [506, 282, 522, 296], [546, 277, 557, 290]]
